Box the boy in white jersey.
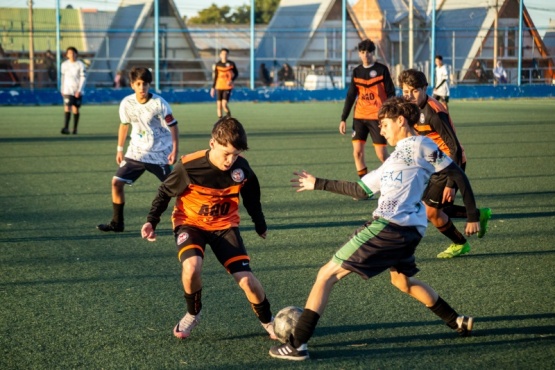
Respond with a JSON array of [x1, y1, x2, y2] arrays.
[[98, 67, 179, 233], [270, 97, 480, 361], [60, 47, 86, 134], [432, 55, 450, 111]]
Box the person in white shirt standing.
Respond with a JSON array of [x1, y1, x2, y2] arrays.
[[432, 55, 450, 111], [60, 46, 86, 134]]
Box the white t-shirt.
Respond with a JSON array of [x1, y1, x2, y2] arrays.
[[61, 60, 86, 95], [119, 93, 177, 165], [360, 135, 452, 236], [434, 64, 450, 97]]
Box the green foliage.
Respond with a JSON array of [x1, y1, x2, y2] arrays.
[[1, 100, 555, 369], [187, 0, 280, 25]]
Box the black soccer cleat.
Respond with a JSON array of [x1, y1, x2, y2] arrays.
[[456, 315, 474, 337], [61, 128, 70, 135], [97, 222, 124, 233], [269, 342, 309, 361]]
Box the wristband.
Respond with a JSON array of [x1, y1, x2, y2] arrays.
[[117, 146, 124, 152]]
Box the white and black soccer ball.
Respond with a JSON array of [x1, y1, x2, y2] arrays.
[[273, 306, 304, 344]]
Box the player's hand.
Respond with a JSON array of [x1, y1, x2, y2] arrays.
[[210, 88, 215, 98], [291, 170, 316, 192], [75, 91, 81, 98], [116, 151, 124, 164], [442, 187, 455, 203], [339, 121, 347, 135], [168, 151, 177, 165], [464, 221, 480, 236], [141, 222, 157, 242]]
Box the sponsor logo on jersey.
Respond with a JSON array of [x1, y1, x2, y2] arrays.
[[231, 168, 245, 182], [370, 70, 377, 78], [177, 232, 189, 245], [420, 113, 425, 123]]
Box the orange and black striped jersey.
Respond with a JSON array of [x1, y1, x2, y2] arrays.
[[415, 96, 466, 166], [341, 62, 395, 121], [212, 61, 238, 90], [146, 150, 266, 233]]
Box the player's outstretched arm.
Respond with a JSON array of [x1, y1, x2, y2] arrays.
[[291, 170, 316, 192], [141, 222, 157, 242]]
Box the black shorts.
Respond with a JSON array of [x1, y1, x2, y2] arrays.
[[422, 162, 466, 208], [216, 89, 232, 101], [174, 225, 251, 274], [432, 94, 450, 103], [114, 157, 171, 184], [351, 119, 387, 146], [332, 217, 421, 279], [63, 95, 82, 108]]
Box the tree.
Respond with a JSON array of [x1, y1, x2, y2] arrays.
[[186, 0, 280, 25]]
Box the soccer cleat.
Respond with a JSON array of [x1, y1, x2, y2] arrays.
[[261, 318, 278, 340], [97, 221, 124, 232], [72, 129, 78, 135], [436, 242, 471, 258], [269, 341, 309, 361], [478, 208, 492, 238], [173, 312, 201, 339], [61, 128, 70, 135], [456, 315, 474, 336]]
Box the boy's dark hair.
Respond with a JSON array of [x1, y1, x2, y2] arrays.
[[221, 48, 230, 54], [212, 117, 248, 151], [378, 97, 420, 126], [435, 55, 443, 61], [66, 46, 78, 54], [129, 67, 152, 84], [398, 69, 428, 89], [357, 39, 376, 53]]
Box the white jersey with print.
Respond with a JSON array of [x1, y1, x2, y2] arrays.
[[61, 60, 86, 95], [360, 135, 452, 236], [434, 64, 450, 97], [119, 93, 177, 165]]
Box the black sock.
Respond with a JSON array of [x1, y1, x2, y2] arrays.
[[64, 112, 71, 129], [184, 289, 202, 315], [437, 219, 466, 245], [112, 202, 124, 225], [443, 205, 467, 219], [428, 296, 459, 329], [73, 113, 80, 131], [291, 309, 320, 347], [251, 296, 272, 324]]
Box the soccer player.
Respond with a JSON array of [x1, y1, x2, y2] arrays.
[[398, 69, 491, 258], [433, 55, 450, 111], [269, 97, 478, 361], [60, 46, 86, 134], [97, 67, 179, 233], [210, 48, 238, 118], [339, 39, 396, 178], [141, 117, 276, 341]]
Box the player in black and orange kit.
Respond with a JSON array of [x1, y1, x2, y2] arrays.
[[340, 39, 395, 180], [398, 69, 492, 258], [210, 48, 238, 118], [141, 117, 277, 341]]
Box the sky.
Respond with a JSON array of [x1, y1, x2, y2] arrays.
[[5, 0, 555, 36]]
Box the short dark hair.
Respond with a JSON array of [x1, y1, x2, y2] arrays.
[[378, 97, 420, 125], [212, 116, 248, 151], [398, 69, 428, 89], [129, 67, 152, 84], [435, 55, 443, 61], [66, 46, 78, 54], [220, 48, 230, 54], [357, 39, 376, 53]]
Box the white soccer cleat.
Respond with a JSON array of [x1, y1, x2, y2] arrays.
[[173, 311, 201, 339]]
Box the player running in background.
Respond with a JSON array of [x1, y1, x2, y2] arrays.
[[141, 117, 276, 341], [339, 39, 396, 179], [97, 67, 179, 233], [270, 98, 478, 361], [60, 46, 86, 135], [432, 55, 450, 111], [210, 48, 238, 118], [398, 69, 491, 258]]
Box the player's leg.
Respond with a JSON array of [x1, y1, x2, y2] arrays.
[[71, 98, 81, 134], [222, 89, 232, 116], [61, 96, 72, 134], [174, 226, 206, 339], [367, 119, 389, 163], [216, 99, 223, 118], [351, 119, 369, 177]]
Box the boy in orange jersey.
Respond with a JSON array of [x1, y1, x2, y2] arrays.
[[141, 117, 276, 341], [339, 39, 396, 179], [398, 69, 492, 259], [210, 48, 238, 118]]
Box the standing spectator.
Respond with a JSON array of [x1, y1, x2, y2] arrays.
[[493, 61, 507, 84], [60, 46, 86, 135], [44, 50, 57, 87], [473, 61, 487, 84], [432, 55, 450, 111], [210, 48, 238, 118], [259, 63, 272, 87], [113, 70, 127, 88], [278, 63, 295, 85]]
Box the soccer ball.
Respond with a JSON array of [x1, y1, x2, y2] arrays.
[[273, 306, 303, 344]]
